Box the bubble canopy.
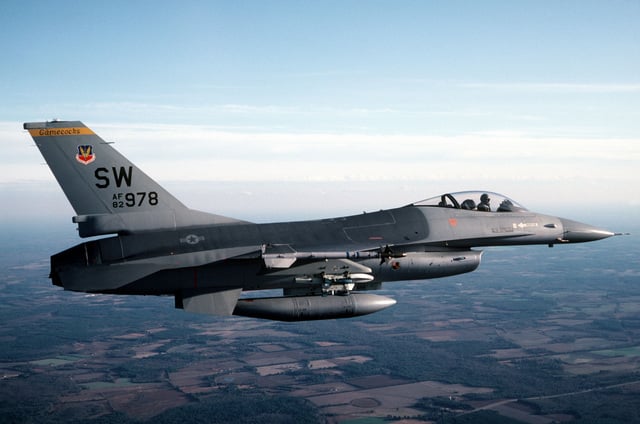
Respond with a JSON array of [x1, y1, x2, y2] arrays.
[[411, 191, 528, 212]]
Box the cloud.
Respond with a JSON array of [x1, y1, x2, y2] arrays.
[[6, 121, 638, 180], [459, 82, 640, 93], [4, 119, 639, 220], [59, 101, 410, 121]]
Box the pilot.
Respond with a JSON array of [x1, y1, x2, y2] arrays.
[[461, 199, 476, 210], [477, 193, 491, 211]]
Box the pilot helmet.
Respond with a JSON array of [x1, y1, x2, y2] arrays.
[[481, 193, 490, 202]]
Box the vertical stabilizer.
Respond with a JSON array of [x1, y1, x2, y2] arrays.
[[25, 121, 244, 236]]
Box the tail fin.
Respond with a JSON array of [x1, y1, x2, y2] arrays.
[[25, 120, 245, 237]]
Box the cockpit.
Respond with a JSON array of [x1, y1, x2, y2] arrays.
[[412, 191, 528, 212]]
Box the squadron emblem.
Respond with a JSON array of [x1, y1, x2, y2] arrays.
[[75, 145, 95, 165]]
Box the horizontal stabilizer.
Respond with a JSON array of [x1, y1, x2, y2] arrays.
[[52, 245, 260, 292]]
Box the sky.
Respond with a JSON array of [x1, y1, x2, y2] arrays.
[[1, 0, 639, 226]]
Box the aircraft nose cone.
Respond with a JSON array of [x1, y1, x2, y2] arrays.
[[559, 218, 615, 243]]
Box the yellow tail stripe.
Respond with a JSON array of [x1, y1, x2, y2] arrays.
[[28, 127, 95, 137]]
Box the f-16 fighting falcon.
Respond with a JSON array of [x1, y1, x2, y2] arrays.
[[24, 121, 615, 321]]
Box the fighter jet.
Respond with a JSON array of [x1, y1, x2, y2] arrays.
[[24, 120, 614, 321]]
